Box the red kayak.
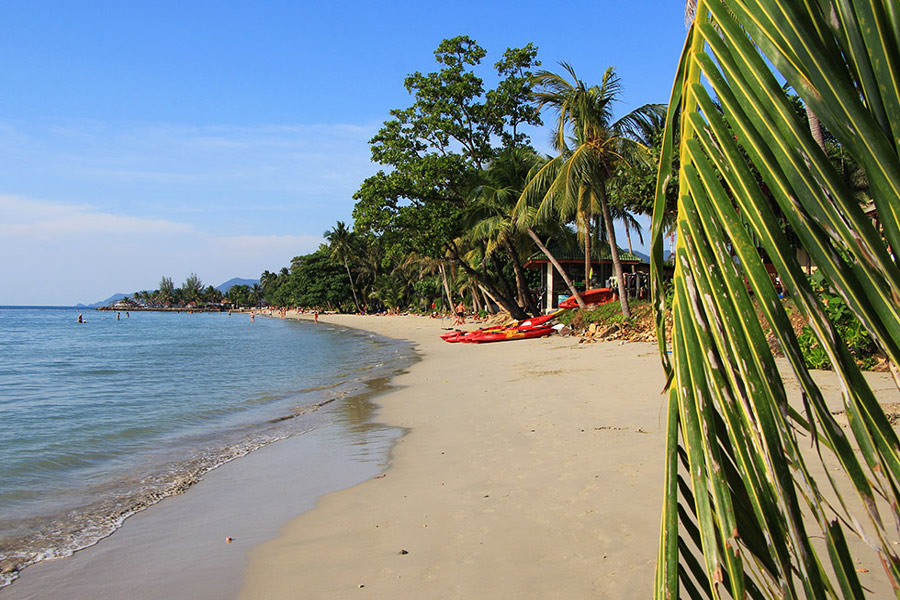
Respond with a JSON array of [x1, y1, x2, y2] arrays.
[[441, 311, 561, 343], [558, 288, 617, 308], [464, 325, 555, 343]]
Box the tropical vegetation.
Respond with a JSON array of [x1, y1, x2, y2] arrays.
[[260, 36, 664, 319], [652, 1, 900, 597], [253, 21, 900, 596], [120, 274, 263, 309]]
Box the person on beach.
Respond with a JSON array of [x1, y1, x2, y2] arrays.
[[314, 310, 319, 323], [454, 301, 466, 325]]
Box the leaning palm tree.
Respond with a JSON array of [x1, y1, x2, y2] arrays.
[[523, 64, 665, 318], [324, 221, 361, 312], [469, 148, 587, 315], [653, 1, 900, 597]]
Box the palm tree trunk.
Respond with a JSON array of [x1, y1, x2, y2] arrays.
[[806, 105, 826, 151], [525, 226, 585, 309], [439, 263, 454, 313], [343, 259, 361, 312], [600, 196, 631, 318], [470, 285, 482, 313], [449, 245, 528, 319], [485, 244, 519, 308], [479, 286, 495, 313], [503, 237, 540, 316]]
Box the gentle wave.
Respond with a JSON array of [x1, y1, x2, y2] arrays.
[[0, 309, 414, 588]]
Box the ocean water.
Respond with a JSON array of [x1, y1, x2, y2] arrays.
[[0, 307, 412, 587]]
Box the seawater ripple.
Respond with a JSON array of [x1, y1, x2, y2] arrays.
[[0, 308, 413, 587]]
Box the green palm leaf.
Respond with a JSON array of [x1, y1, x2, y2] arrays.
[[653, 1, 900, 597]]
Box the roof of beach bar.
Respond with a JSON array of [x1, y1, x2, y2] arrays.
[[523, 246, 644, 268]]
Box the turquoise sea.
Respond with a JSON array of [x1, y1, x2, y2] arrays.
[[0, 307, 412, 588]]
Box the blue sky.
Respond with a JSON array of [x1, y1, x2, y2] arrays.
[[1, 1, 686, 305]]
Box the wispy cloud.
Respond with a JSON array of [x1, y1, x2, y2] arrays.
[[0, 194, 194, 237], [0, 117, 379, 303], [0, 118, 378, 224], [0, 194, 323, 305]]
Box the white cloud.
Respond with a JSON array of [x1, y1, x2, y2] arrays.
[[0, 118, 378, 224], [0, 194, 194, 237], [0, 194, 322, 305], [0, 117, 382, 304]]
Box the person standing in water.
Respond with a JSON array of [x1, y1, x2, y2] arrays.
[[77, 313, 83, 323]]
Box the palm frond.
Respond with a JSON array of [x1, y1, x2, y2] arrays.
[[653, 1, 900, 598]]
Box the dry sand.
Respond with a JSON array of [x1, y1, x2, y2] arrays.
[[8, 312, 896, 599], [241, 314, 670, 599]]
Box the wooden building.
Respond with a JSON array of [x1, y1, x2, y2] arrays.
[[523, 246, 648, 312]]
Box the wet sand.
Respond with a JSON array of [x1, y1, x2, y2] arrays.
[[8, 312, 897, 598], [241, 314, 670, 598], [241, 313, 900, 599], [2, 378, 404, 599]]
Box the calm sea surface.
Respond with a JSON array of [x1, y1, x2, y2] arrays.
[[0, 307, 412, 587]]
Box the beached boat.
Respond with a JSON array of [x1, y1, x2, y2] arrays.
[[463, 325, 555, 343], [558, 288, 617, 308], [441, 312, 560, 343]]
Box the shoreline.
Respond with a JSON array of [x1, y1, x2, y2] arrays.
[[242, 313, 900, 598], [241, 313, 670, 598], [1, 315, 417, 599], [7, 312, 897, 598]]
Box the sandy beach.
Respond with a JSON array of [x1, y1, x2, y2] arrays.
[[241, 313, 670, 599], [7, 312, 898, 599]]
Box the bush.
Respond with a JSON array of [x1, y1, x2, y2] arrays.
[[559, 300, 648, 330], [798, 272, 879, 370]]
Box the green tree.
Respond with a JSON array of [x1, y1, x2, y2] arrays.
[[351, 36, 541, 319], [523, 64, 665, 318], [259, 270, 277, 303], [182, 273, 203, 304], [289, 247, 351, 310], [201, 285, 222, 304], [469, 148, 580, 315], [226, 284, 251, 307], [156, 276, 174, 304], [653, 2, 900, 597], [324, 221, 361, 312]]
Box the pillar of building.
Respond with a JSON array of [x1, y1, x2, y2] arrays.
[[545, 262, 555, 313]]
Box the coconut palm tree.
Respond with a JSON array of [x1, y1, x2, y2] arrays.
[[468, 149, 562, 315], [324, 221, 361, 312], [653, 2, 900, 597], [156, 276, 174, 305], [523, 64, 665, 318]]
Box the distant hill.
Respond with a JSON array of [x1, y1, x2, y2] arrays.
[[77, 293, 129, 309], [215, 278, 259, 293], [631, 249, 651, 264]]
